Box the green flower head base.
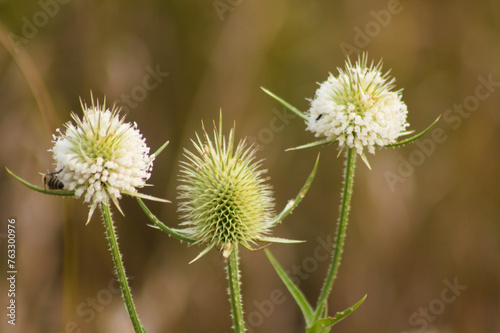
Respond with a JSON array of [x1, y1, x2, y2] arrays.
[[306, 53, 409, 159], [178, 118, 299, 262], [50, 96, 156, 223]]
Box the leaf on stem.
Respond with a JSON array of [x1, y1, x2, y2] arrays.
[[123, 191, 170, 203], [398, 130, 415, 137], [307, 295, 367, 332], [270, 153, 320, 226], [265, 249, 314, 325], [261, 87, 308, 120], [387, 115, 441, 147], [286, 139, 332, 152], [189, 244, 216, 264], [257, 236, 304, 244], [136, 198, 196, 243], [6, 167, 75, 196]]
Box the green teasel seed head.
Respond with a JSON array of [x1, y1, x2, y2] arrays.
[[177, 117, 275, 261]]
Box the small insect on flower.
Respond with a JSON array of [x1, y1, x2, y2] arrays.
[[42, 169, 64, 190]]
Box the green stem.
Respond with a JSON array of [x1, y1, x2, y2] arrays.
[[227, 245, 245, 332], [100, 203, 145, 333], [314, 148, 357, 320]]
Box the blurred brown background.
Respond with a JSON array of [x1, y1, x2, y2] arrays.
[[0, 0, 499, 332]]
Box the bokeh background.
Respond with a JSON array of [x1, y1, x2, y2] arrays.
[[1, 0, 499, 332]]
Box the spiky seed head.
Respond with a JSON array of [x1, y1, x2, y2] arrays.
[[177, 119, 275, 260]]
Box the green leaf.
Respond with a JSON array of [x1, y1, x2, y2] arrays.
[[270, 153, 320, 225], [189, 244, 215, 264], [6, 167, 75, 196], [307, 295, 367, 332], [387, 115, 441, 147], [265, 249, 314, 325], [286, 139, 333, 151], [136, 198, 196, 243], [398, 130, 415, 137], [261, 87, 308, 120], [257, 236, 304, 244], [123, 191, 170, 203], [153, 140, 169, 157]]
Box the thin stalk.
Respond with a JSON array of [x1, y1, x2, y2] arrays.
[[314, 148, 357, 320], [226, 245, 245, 332], [100, 203, 145, 333]]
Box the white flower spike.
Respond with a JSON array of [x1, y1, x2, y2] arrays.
[[306, 53, 409, 167], [50, 94, 161, 224]]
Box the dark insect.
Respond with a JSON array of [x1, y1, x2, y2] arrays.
[[43, 169, 64, 190], [316, 114, 323, 121]]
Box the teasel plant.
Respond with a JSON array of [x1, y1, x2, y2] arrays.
[[7, 94, 169, 333], [261, 53, 441, 332], [137, 114, 320, 332]]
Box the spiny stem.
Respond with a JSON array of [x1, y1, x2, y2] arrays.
[[227, 245, 245, 332], [100, 203, 146, 333], [314, 148, 356, 320]]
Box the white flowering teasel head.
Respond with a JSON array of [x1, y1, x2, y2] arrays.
[[306, 54, 409, 165], [50, 96, 164, 224]]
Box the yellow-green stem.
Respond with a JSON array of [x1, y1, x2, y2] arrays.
[[314, 148, 356, 320], [227, 245, 245, 332], [100, 203, 145, 333]]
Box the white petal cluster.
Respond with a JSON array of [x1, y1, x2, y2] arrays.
[[50, 99, 154, 221], [306, 55, 409, 155]]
